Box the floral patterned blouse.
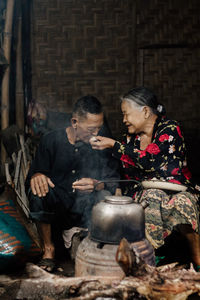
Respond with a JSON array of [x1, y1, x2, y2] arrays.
[[112, 116, 195, 196]]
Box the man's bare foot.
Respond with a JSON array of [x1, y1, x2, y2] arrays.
[[42, 244, 55, 259], [37, 244, 56, 272]]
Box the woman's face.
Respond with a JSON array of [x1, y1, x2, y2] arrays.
[[121, 100, 145, 134]]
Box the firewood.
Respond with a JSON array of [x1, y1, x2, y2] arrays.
[[116, 238, 154, 276], [19, 263, 120, 300], [115, 237, 136, 276], [0, 263, 200, 299]]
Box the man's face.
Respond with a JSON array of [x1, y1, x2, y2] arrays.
[[72, 112, 104, 143]]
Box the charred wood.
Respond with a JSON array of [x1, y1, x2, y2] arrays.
[[116, 238, 155, 276], [0, 262, 199, 299]]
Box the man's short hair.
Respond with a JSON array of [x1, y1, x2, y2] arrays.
[[73, 95, 103, 118]]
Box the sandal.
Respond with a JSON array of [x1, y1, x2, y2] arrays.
[[37, 258, 56, 273]]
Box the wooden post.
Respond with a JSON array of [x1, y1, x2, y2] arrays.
[[16, 1, 24, 131], [1, 0, 15, 163]]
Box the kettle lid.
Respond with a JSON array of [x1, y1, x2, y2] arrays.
[[105, 195, 133, 205]]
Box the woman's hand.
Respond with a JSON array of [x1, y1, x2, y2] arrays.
[[90, 136, 116, 150], [30, 173, 55, 197], [72, 178, 104, 194]]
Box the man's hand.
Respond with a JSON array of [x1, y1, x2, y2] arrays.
[[89, 136, 116, 150], [30, 173, 55, 197], [72, 178, 104, 194]]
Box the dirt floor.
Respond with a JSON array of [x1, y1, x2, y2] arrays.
[[1, 225, 78, 280], [2, 249, 74, 279]]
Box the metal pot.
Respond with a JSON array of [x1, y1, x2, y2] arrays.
[[90, 195, 145, 244]]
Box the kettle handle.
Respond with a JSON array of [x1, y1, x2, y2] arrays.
[[94, 179, 149, 209], [94, 179, 142, 190]]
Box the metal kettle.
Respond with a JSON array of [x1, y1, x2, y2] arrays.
[[90, 194, 145, 244]]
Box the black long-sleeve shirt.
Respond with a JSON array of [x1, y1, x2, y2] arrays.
[[26, 127, 119, 209]]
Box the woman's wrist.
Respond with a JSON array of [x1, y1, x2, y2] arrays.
[[109, 138, 116, 148], [112, 141, 124, 159]]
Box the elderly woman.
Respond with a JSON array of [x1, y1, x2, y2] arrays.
[[90, 87, 200, 268]]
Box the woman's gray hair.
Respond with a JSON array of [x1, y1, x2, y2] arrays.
[[121, 87, 166, 116], [122, 97, 144, 112]]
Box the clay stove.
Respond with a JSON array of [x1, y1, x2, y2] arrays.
[[75, 195, 155, 277]]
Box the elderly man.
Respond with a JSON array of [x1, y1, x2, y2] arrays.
[[25, 95, 119, 272]]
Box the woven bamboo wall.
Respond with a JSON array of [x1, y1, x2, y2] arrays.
[[31, 0, 200, 174], [135, 0, 200, 176], [31, 0, 136, 138]]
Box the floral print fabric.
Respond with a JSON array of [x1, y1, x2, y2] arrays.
[[112, 117, 200, 248], [113, 117, 194, 196], [137, 189, 199, 249]]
